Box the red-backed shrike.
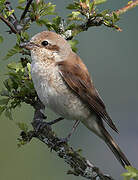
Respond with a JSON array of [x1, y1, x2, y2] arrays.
[[21, 31, 131, 168]]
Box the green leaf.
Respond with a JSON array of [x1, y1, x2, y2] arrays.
[[128, 1, 133, 5], [95, 0, 107, 5], [16, 5, 25, 10], [3, 79, 12, 91], [3, 44, 22, 60], [122, 166, 138, 180], [86, 0, 90, 7], [80, 0, 86, 3], [16, 34, 21, 44], [0, 35, 4, 43], [0, 106, 5, 116], [18, 0, 26, 4], [7, 62, 23, 72], [0, 98, 9, 105], [48, 16, 62, 33], [66, 3, 79, 10], [16, 122, 28, 133], [30, 1, 56, 21], [36, 18, 51, 26], [0, 0, 6, 6], [112, 12, 120, 23], [71, 11, 81, 17], [69, 39, 78, 52], [66, 23, 77, 31], [0, 89, 9, 97], [52, 16, 61, 26], [68, 11, 83, 21], [39, 2, 56, 16], [6, 9, 14, 17], [100, 9, 110, 17], [89, 2, 95, 14], [104, 19, 111, 26], [5, 108, 13, 120], [17, 138, 28, 148], [20, 31, 30, 41], [27, 63, 31, 79], [0, 1, 5, 12]]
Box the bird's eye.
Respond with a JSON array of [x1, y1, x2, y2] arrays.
[[41, 41, 49, 46]]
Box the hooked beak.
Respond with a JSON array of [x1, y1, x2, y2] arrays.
[[20, 41, 38, 50]]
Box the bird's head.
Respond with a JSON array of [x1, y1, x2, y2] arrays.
[[20, 31, 72, 62]]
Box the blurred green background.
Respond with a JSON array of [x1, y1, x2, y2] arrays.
[[0, 0, 138, 180]]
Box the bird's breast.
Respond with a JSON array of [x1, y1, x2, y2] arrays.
[[31, 60, 91, 120]]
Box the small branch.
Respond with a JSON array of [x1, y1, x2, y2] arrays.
[[0, 14, 18, 34], [79, 17, 104, 31], [115, 0, 138, 16], [5, 1, 17, 21], [20, 0, 34, 21], [64, 0, 138, 39], [20, 99, 115, 180], [4, 1, 22, 32]]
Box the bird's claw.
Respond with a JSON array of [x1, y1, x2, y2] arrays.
[[35, 121, 51, 133], [50, 137, 69, 152], [56, 137, 69, 145]]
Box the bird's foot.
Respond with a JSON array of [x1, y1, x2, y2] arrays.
[[47, 117, 64, 125], [56, 137, 69, 145], [50, 137, 69, 152], [34, 121, 51, 133]]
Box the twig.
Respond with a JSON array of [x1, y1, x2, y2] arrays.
[[20, 99, 115, 180], [48, 117, 64, 125], [20, 0, 34, 21], [5, 1, 17, 21], [65, 0, 138, 38], [0, 14, 18, 34], [4, 1, 20, 31], [115, 0, 138, 16]]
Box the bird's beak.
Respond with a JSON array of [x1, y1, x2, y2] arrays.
[[20, 41, 37, 50]]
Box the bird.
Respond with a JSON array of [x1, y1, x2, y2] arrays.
[[20, 31, 131, 168]]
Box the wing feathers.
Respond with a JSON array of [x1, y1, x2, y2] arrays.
[[57, 53, 118, 133]]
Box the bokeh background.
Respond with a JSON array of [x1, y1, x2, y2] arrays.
[[0, 0, 138, 180]]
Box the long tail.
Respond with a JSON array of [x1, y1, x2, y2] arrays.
[[100, 126, 131, 168]]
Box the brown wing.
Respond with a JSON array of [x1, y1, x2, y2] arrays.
[[57, 53, 118, 133]]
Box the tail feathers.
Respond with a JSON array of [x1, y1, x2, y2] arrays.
[[101, 127, 131, 168]]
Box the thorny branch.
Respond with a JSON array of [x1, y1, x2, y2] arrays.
[[5, 1, 17, 21], [115, 0, 138, 16], [20, 99, 114, 180], [62, 0, 138, 37], [20, 0, 34, 21], [0, 0, 138, 35], [0, 14, 18, 34]]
